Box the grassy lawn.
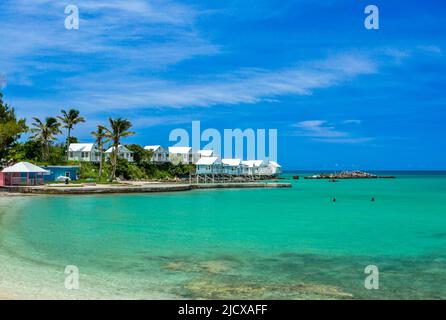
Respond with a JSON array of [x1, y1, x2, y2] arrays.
[[47, 179, 121, 185]]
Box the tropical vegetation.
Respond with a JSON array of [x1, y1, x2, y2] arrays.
[[102, 118, 135, 181], [0, 92, 193, 182], [0, 93, 27, 161], [30, 117, 62, 161], [58, 109, 85, 160]]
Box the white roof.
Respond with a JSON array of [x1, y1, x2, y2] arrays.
[[268, 161, 281, 168], [169, 146, 192, 154], [69, 143, 94, 152], [196, 157, 220, 165], [105, 145, 133, 154], [2, 162, 49, 173], [197, 150, 213, 157], [242, 160, 264, 167], [222, 159, 242, 166], [144, 145, 165, 152]]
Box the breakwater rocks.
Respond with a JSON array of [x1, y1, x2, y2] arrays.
[[305, 171, 396, 180]]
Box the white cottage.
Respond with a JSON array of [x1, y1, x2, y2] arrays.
[[144, 145, 169, 163], [105, 145, 134, 162], [266, 161, 282, 176], [222, 159, 243, 175], [169, 147, 193, 164], [253, 160, 282, 176], [193, 149, 214, 163], [68, 143, 100, 162], [195, 157, 222, 175], [241, 160, 265, 175]]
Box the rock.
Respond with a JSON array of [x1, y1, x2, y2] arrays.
[[163, 259, 235, 275], [181, 279, 353, 300], [198, 260, 232, 274], [163, 261, 195, 272]]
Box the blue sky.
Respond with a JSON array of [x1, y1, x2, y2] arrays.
[[0, 0, 445, 170]]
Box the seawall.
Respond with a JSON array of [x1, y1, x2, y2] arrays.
[[2, 182, 291, 195]]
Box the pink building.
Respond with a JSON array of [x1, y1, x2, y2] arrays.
[[0, 162, 48, 187]]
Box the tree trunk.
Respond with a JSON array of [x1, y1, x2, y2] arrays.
[[110, 144, 118, 181], [98, 150, 103, 180], [41, 144, 46, 162], [66, 127, 71, 161], [110, 155, 117, 181], [45, 142, 50, 162]]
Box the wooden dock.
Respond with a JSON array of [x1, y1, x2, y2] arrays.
[[190, 173, 278, 183]]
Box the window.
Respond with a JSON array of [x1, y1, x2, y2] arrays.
[[69, 152, 74, 158]]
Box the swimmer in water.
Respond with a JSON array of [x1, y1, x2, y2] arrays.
[[371, 197, 375, 202]]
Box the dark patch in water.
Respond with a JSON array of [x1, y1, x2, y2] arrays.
[[177, 275, 353, 300], [144, 254, 190, 262], [430, 232, 446, 239], [33, 248, 446, 299]]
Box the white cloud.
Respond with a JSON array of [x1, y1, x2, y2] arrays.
[[293, 120, 348, 138], [9, 0, 197, 25], [292, 119, 373, 144], [0, 74, 7, 89], [131, 115, 197, 129], [0, 0, 217, 83], [417, 45, 442, 55], [20, 53, 375, 113], [312, 137, 374, 144], [343, 119, 362, 124]]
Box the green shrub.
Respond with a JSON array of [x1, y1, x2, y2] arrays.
[[79, 162, 100, 180], [115, 159, 147, 180], [140, 162, 194, 179]]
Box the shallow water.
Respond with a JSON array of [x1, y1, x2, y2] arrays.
[[1, 172, 446, 299]]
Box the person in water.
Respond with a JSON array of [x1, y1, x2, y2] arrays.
[[371, 197, 375, 202]]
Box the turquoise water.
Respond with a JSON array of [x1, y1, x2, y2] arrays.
[[1, 172, 446, 299]]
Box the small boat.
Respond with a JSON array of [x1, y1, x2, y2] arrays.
[[292, 175, 300, 180], [329, 179, 338, 182]]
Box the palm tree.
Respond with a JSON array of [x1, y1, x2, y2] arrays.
[[58, 109, 85, 160], [30, 117, 62, 161], [91, 125, 109, 180], [103, 118, 135, 181]]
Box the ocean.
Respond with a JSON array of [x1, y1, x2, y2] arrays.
[[1, 172, 446, 299]]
